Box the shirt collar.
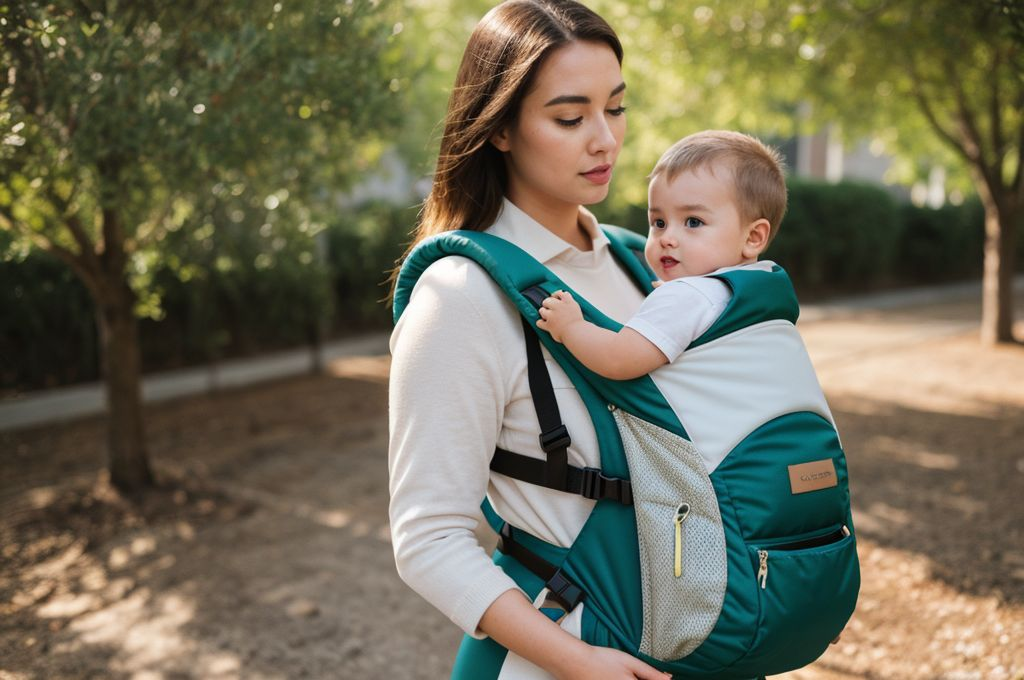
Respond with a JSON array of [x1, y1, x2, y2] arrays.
[[486, 198, 611, 265]]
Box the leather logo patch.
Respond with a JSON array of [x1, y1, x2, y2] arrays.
[[788, 459, 838, 494]]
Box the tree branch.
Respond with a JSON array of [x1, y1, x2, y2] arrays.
[[44, 183, 97, 261], [1012, 85, 1024, 202], [941, 52, 988, 168], [906, 60, 973, 166], [0, 207, 102, 296], [990, 45, 1005, 173]]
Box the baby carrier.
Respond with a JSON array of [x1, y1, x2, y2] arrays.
[[393, 227, 859, 679]]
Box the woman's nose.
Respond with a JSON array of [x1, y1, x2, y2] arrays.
[[587, 117, 618, 155]]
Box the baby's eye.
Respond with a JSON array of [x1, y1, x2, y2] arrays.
[[556, 116, 584, 128], [651, 218, 666, 229], [685, 217, 704, 228]]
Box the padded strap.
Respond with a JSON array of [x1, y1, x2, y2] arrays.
[[498, 524, 586, 611]]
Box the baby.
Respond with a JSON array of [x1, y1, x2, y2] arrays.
[[537, 129, 787, 379]]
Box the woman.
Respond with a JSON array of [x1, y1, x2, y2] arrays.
[[389, 2, 669, 678]]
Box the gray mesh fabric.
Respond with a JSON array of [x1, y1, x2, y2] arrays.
[[613, 407, 727, 660]]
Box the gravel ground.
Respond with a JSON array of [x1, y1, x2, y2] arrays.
[[1, 295, 1022, 680]]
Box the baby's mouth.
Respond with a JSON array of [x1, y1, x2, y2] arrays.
[[661, 256, 679, 268]]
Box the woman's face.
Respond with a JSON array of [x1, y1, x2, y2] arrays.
[[492, 40, 626, 217]]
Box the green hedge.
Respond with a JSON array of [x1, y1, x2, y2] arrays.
[[0, 183, 1002, 393], [326, 201, 418, 332], [0, 230, 99, 394]]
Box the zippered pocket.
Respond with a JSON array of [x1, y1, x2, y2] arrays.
[[744, 525, 860, 673], [754, 526, 850, 590]]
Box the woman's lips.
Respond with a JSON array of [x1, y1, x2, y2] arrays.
[[581, 164, 612, 185]]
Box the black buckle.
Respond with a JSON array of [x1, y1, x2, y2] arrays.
[[545, 570, 585, 610], [539, 424, 571, 453], [580, 468, 633, 505]]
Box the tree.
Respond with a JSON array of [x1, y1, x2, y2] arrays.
[[789, 0, 1023, 345], [0, 1, 404, 492], [587, 0, 1022, 344]]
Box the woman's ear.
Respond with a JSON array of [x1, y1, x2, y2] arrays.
[[742, 218, 771, 259], [490, 126, 511, 152]]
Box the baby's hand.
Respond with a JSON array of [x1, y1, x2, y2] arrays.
[[536, 290, 583, 343]]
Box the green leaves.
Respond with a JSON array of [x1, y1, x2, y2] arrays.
[[1, 0, 404, 321]]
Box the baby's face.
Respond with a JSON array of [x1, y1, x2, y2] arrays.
[[645, 164, 753, 281]]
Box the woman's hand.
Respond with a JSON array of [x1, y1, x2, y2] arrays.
[[554, 643, 671, 680], [536, 290, 584, 343]]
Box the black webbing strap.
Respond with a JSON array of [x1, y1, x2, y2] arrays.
[[491, 447, 634, 505], [520, 313, 570, 490], [498, 523, 586, 611], [489, 285, 633, 505]]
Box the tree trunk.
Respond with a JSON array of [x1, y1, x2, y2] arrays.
[[96, 279, 154, 492], [979, 193, 1018, 346]]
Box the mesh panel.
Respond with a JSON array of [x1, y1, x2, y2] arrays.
[[613, 407, 727, 660]]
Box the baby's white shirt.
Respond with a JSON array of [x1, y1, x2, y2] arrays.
[[624, 261, 777, 361]]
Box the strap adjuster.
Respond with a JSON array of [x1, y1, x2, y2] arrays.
[[545, 570, 585, 610], [579, 467, 633, 505], [539, 424, 571, 453]]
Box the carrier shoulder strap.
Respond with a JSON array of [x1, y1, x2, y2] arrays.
[[489, 309, 634, 505], [488, 224, 653, 506], [394, 227, 654, 507]]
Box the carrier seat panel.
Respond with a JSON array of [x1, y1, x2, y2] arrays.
[[649, 319, 835, 475]]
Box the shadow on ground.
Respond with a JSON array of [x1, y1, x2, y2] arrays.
[[2, 324, 1023, 678], [832, 396, 1024, 605]]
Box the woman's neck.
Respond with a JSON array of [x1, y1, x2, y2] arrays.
[[506, 192, 593, 252]]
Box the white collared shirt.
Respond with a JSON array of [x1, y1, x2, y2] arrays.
[[388, 198, 646, 637]]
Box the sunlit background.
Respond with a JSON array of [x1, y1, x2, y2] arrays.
[[1, 1, 1022, 678]]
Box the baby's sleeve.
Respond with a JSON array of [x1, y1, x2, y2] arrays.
[[624, 278, 731, 362]]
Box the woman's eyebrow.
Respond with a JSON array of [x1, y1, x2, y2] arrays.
[[544, 82, 627, 107]]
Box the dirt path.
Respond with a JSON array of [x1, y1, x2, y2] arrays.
[[2, 297, 1023, 679]]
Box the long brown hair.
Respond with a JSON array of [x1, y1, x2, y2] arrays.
[[389, 0, 622, 298]]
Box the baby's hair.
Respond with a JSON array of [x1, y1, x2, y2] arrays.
[[650, 130, 787, 244]]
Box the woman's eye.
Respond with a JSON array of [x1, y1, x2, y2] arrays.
[[556, 116, 583, 127], [685, 217, 704, 228], [607, 106, 627, 116]]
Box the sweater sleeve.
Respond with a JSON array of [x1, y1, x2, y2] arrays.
[[388, 258, 522, 638]]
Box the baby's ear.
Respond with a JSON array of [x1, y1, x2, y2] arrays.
[[743, 219, 771, 258]]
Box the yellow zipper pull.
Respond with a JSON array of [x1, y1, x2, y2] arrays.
[[757, 550, 769, 589], [674, 503, 690, 578]]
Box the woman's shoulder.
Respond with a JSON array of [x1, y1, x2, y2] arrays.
[[401, 254, 521, 330]]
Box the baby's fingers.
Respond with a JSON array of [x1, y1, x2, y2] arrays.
[[542, 291, 571, 307]]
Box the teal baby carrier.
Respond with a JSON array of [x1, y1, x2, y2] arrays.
[[393, 226, 860, 679]]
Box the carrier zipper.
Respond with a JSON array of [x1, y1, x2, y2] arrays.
[[756, 526, 849, 590], [674, 503, 690, 578]]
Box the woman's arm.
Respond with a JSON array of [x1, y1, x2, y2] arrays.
[[389, 263, 522, 634], [536, 291, 667, 380], [479, 591, 671, 680]]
